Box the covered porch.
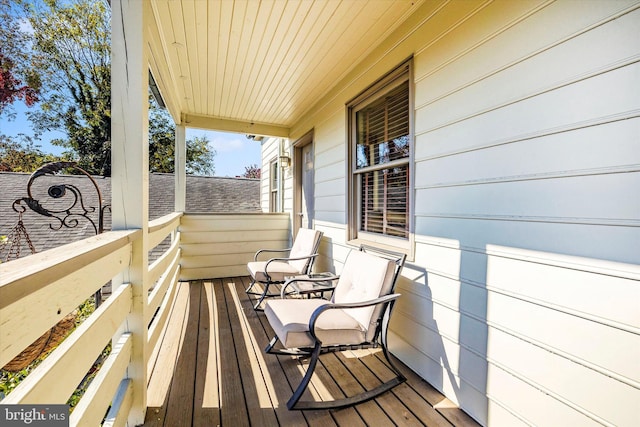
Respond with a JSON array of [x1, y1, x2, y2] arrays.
[[2, 0, 638, 426], [145, 277, 476, 426], [0, 211, 476, 425]]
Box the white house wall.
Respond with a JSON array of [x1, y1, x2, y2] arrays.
[[267, 0, 640, 425], [260, 138, 279, 212], [261, 137, 296, 217]]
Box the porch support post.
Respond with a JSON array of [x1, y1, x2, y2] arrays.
[[175, 124, 186, 212], [111, 0, 149, 424]]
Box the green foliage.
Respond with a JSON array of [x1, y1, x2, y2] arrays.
[[11, 0, 215, 177], [0, 296, 107, 406], [0, 133, 66, 172], [186, 136, 216, 176], [25, 0, 111, 176], [149, 96, 216, 175]]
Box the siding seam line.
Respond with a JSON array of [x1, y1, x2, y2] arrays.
[[416, 56, 640, 134], [415, 110, 640, 161], [413, 213, 640, 228], [414, 0, 555, 83], [415, 164, 640, 189], [485, 360, 615, 427], [396, 284, 640, 390], [415, 3, 640, 106], [399, 265, 640, 335]]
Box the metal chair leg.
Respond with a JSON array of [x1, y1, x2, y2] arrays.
[[253, 282, 270, 310], [287, 342, 322, 409], [287, 338, 406, 410], [246, 279, 258, 294]]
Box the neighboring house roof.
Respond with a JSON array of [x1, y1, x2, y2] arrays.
[[0, 172, 260, 260]]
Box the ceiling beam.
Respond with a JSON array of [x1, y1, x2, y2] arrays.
[[182, 113, 290, 138]]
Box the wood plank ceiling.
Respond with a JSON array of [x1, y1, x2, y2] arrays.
[[149, 0, 424, 136]]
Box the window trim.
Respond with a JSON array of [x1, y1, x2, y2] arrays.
[[269, 157, 280, 212], [346, 59, 415, 258]]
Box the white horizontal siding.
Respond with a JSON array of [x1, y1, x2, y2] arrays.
[[487, 323, 638, 427], [415, 173, 639, 224], [415, 216, 640, 265], [415, 2, 640, 110], [310, 112, 347, 224], [260, 138, 279, 212], [179, 213, 290, 280], [415, 119, 640, 186], [312, 220, 350, 274], [266, 1, 640, 425]]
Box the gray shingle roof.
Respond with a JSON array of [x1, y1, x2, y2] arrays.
[[0, 172, 260, 260]]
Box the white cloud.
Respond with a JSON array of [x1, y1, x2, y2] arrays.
[[209, 134, 249, 153]]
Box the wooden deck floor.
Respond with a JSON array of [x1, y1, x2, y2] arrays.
[[144, 278, 479, 426]]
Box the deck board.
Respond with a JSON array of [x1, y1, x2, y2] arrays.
[[215, 278, 250, 426], [193, 281, 220, 427], [233, 277, 315, 427], [144, 278, 479, 426]]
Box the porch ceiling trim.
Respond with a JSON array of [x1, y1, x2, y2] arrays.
[[147, 0, 425, 131], [182, 113, 289, 138]]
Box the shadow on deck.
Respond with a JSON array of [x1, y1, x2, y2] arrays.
[[144, 278, 479, 426]]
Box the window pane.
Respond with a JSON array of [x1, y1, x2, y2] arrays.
[[359, 165, 409, 238], [270, 160, 279, 212], [356, 82, 409, 169]]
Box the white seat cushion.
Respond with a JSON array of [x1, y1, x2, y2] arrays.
[[247, 261, 301, 282], [265, 299, 366, 348]]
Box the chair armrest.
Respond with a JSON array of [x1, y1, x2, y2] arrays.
[[308, 293, 401, 343], [263, 253, 319, 271], [254, 247, 291, 262], [259, 253, 320, 282], [280, 274, 340, 298]]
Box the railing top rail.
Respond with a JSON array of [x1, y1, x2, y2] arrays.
[[148, 212, 183, 234], [183, 212, 290, 217], [0, 229, 141, 308]]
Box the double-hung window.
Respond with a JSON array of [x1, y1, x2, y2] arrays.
[[348, 61, 412, 249], [269, 157, 280, 212]]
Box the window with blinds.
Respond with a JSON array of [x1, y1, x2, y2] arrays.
[[269, 158, 280, 212], [349, 63, 411, 242]]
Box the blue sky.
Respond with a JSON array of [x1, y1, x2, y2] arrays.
[[0, 103, 262, 177]]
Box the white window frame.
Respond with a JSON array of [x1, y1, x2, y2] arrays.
[[269, 157, 281, 212], [346, 59, 414, 256]]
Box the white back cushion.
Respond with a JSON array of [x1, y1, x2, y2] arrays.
[[288, 228, 321, 273], [332, 250, 395, 331]]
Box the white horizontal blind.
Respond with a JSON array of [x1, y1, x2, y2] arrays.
[[355, 81, 410, 238], [360, 166, 409, 237]]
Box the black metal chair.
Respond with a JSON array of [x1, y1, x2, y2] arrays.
[[246, 228, 323, 310], [264, 245, 406, 410]]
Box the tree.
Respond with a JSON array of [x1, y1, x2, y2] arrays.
[[0, 54, 39, 114], [185, 136, 216, 176], [22, 0, 214, 177], [25, 0, 111, 175], [149, 96, 215, 175], [0, 0, 40, 117], [242, 164, 261, 178], [0, 134, 65, 172]]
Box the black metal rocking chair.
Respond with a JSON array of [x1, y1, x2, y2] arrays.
[[264, 245, 407, 410], [246, 228, 323, 310]]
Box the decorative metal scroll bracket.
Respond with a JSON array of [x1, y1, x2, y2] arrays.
[[11, 161, 111, 306], [12, 161, 110, 235]]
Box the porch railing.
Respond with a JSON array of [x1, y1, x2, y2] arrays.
[[0, 212, 290, 426]]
